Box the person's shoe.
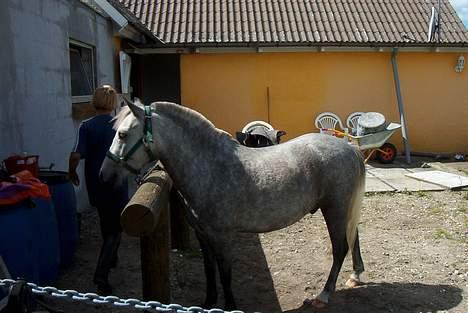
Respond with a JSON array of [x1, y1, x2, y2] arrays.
[[94, 279, 113, 295], [96, 282, 112, 296]]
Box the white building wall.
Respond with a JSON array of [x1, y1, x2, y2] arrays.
[[0, 0, 117, 171]]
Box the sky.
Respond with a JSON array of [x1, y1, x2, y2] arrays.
[[450, 0, 468, 27]]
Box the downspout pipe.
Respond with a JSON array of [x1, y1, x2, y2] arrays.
[[391, 48, 411, 164]]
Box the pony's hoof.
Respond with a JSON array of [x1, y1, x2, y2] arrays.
[[303, 298, 327, 309], [345, 278, 362, 288]]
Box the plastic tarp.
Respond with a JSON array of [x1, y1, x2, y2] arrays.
[[0, 171, 51, 206]]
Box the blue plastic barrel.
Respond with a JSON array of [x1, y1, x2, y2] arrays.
[[31, 198, 60, 284], [0, 201, 35, 281], [39, 171, 78, 267], [0, 198, 59, 285]]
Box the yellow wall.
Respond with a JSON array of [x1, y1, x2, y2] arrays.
[[181, 52, 467, 154]]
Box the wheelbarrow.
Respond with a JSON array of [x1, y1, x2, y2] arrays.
[[323, 123, 402, 164]]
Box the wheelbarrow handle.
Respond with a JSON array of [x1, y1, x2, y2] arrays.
[[321, 128, 358, 140]]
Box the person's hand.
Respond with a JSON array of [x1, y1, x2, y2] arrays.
[[68, 171, 80, 186]]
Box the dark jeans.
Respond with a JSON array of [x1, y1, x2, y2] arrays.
[[93, 205, 123, 285], [93, 232, 121, 285]]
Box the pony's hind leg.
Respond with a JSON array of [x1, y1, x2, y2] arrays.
[[195, 231, 218, 308], [304, 208, 349, 308], [346, 229, 365, 288]]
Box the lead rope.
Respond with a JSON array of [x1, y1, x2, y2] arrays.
[[133, 164, 193, 226], [134, 161, 164, 185]]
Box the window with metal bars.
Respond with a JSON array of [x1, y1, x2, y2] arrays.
[[69, 41, 95, 103]]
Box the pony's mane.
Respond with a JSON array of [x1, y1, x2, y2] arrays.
[[154, 102, 233, 142], [112, 100, 233, 142], [112, 105, 131, 130]]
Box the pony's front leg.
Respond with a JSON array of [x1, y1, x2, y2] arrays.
[[195, 231, 218, 308], [212, 233, 236, 310]]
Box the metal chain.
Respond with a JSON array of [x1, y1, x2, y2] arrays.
[[0, 279, 244, 313]]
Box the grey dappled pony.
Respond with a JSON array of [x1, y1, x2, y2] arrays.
[[100, 99, 366, 310]]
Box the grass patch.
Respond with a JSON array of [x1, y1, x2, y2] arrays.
[[399, 189, 412, 195], [456, 207, 468, 214], [430, 207, 444, 215], [434, 228, 453, 240], [399, 190, 428, 197], [365, 191, 395, 197], [367, 272, 376, 279], [415, 191, 428, 197], [464, 193, 468, 201]]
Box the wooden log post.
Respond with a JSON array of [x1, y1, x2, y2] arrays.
[[140, 207, 170, 302], [120, 170, 172, 302]]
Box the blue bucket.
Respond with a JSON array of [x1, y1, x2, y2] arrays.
[[0, 198, 60, 285], [39, 171, 78, 267]]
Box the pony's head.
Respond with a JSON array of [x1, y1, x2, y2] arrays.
[[100, 97, 158, 184]]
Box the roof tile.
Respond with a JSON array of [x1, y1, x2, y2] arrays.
[[115, 0, 468, 46]]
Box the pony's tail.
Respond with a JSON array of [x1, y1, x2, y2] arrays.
[[346, 152, 366, 251]]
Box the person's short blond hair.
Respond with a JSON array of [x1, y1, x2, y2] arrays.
[[92, 85, 117, 111]]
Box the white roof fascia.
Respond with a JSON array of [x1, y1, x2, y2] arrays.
[[129, 45, 468, 54], [93, 0, 143, 42], [94, 0, 128, 28]]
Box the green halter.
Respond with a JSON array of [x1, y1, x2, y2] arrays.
[[106, 105, 156, 175]]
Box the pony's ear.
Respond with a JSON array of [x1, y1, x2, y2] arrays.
[[123, 96, 144, 120], [236, 132, 248, 144]]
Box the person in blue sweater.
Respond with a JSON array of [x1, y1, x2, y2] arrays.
[[68, 85, 128, 295]]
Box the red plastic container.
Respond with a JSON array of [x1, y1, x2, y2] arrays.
[[4, 155, 39, 177]]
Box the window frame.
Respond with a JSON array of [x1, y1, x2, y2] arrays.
[[69, 39, 96, 104]]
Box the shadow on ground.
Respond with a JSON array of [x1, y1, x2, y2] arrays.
[[284, 282, 463, 313], [231, 233, 282, 312], [367, 156, 431, 169], [171, 232, 282, 313]]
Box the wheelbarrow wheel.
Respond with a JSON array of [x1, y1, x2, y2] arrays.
[[377, 143, 397, 164]]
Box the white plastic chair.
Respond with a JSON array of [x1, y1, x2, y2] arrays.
[[314, 112, 346, 135], [346, 112, 364, 135]]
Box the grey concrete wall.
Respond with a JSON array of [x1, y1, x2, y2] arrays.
[[0, 1, 22, 157], [0, 0, 117, 171]]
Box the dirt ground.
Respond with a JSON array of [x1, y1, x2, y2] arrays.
[[48, 189, 467, 313]]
